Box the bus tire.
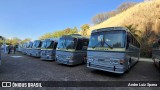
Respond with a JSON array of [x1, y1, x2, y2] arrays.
[[152, 57, 156, 66], [126, 59, 131, 72]]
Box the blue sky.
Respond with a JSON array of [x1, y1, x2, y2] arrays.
[[0, 0, 143, 40]]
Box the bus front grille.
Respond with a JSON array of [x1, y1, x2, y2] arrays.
[[89, 63, 113, 70]]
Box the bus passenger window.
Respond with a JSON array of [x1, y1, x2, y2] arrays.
[[126, 34, 131, 49]]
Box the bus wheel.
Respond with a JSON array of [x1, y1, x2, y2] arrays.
[[126, 59, 131, 72]]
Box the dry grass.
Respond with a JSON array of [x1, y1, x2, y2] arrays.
[[87, 0, 160, 35]]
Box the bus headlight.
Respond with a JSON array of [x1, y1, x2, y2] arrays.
[[111, 59, 120, 65], [119, 60, 125, 65]]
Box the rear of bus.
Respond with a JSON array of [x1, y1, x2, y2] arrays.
[[87, 27, 128, 74]]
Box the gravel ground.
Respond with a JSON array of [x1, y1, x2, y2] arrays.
[[0, 52, 159, 90]]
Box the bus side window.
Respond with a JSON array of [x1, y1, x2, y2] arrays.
[[126, 33, 131, 49]]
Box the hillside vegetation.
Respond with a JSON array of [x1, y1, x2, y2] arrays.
[[88, 0, 160, 35]]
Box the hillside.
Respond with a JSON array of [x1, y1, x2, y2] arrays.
[[87, 0, 160, 35]]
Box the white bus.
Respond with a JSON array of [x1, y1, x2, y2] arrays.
[[30, 40, 42, 57], [40, 38, 58, 60], [56, 34, 89, 65], [87, 27, 140, 74]]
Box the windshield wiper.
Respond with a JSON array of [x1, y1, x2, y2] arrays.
[[92, 39, 103, 48], [104, 41, 113, 49], [92, 40, 113, 49]]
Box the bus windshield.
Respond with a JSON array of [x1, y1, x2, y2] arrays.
[[41, 41, 47, 48], [89, 30, 126, 48], [33, 41, 41, 48], [41, 40, 54, 49], [28, 43, 33, 48], [57, 38, 77, 50], [46, 41, 54, 48]]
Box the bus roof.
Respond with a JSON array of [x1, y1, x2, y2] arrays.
[[91, 27, 129, 33], [34, 40, 42, 42], [61, 34, 89, 39], [44, 38, 59, 42]]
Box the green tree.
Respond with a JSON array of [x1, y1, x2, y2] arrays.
[[81, 24, 90, 36], [39, 33, 53, 40], [11, 37, 21, 45], [72, 27, 78, 34], [52, 30, 64, 38], [21, 38, 31, 44], [0, 36, 4, 45], [140, 22, 156, 57], [125, 24, 141, 38]]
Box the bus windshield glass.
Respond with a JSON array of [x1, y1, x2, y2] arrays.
[[41, 41, 47, 48], [26, 42, 32, 48], [33, 41, 41, 48], [29, 43, 33, 48], [46, 41, 54, 48], [41, 40, 54, 49], [89, 30, 126, 48], [57, 38, 77, 49]]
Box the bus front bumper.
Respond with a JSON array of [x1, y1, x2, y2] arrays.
[[87, 62, 125, 74], [40, 55, 54, 60], [55, 59, 74, 65], [31, 53, 40, 57]]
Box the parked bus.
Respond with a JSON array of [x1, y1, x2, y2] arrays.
[[30, 40, 42, 57], [17, 44, 23, 52], [40, 38, 58, 60], [87, 27, 140, 74], [26, 42, 33, 55], [56, 34, 89, 65], [21, 43, 28, 54], [152, 39, 160, 70]]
